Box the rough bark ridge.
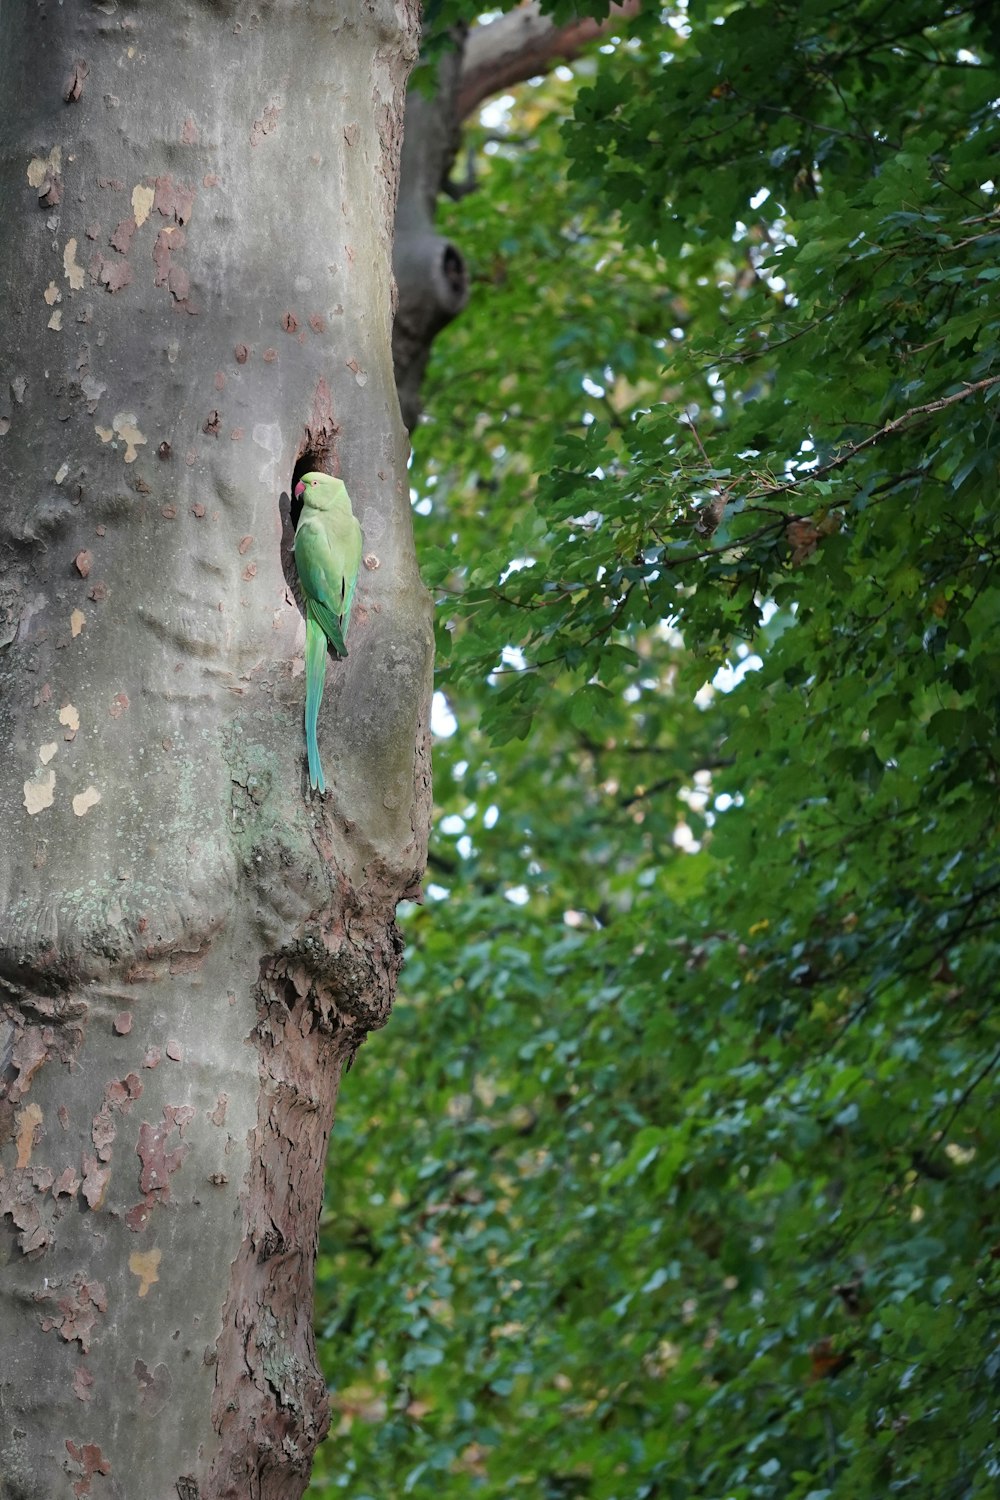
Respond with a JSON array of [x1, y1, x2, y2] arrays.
[[0, 4, 428, 1498]]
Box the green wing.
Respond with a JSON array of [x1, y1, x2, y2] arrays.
[[293, 479, 362, 793], [294, 510, 362, 658]]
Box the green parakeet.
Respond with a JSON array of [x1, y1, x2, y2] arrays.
[[293, 471, 363, 794]]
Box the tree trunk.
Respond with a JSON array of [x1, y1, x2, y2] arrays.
[[0, 4, 429, 1498], [392, 34, 471, 434], [391, 3, 639, 432]]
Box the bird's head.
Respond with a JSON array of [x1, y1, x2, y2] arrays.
[[293, 472, 350, 513], [294, 472, 321, 502]]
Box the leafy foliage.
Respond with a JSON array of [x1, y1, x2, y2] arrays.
[[313, 4, 1000, 1497]]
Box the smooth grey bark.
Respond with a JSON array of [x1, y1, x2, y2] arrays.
[[0, 4, 428, 1499]]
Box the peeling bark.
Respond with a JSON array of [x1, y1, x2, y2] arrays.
[[0, 3, 428, 1497]]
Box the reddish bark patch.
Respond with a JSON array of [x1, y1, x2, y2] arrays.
[[92, 254, 133, 293], [234, 342, 250, 364], [109, 694, 130, 721], [153, 173, 195, 226], [214, 370, 226, 391], [80, 1155, 110, 1211], [208, 1092, 229, 1127], [90, 1072, 142, 1162], [125, 1200, 154, 1233], [142, 1046, 161, 1069], [52, 1166, 82, 1198], [39, 174, 62, 208], [0, 1021, 54, 1159], [110, 216, 137, 254], [74, 550, 93, 578], [203, 410, 221, 437], [113, 1073, 142, 1104], [262, 347, 278, 363], [152, 226, 197, 312], [65, 1438, 111, 1496], [136, 1108, 190, 1199], [89, 1108, 115, 1160], [36, 1274, 108, 1351], [238, 535, 254, 556], [9, 1025, 50, 1102], [282, 311, 298, 334], [0, 1172, 51, 1256], [309, 313, 327, 335], [181, 117, 199, 145], [73, 1364, 95, 1402]]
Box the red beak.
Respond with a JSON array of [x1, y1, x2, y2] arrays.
[[294, 481, 305, 499]]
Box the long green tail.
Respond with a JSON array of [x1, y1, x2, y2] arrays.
[[304, 610, 327, 794]]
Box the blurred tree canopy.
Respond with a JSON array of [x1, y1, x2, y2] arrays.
[[312, 2, 1000, 1496]]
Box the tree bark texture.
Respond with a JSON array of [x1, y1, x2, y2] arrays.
[[0, 4, 429, 1498]]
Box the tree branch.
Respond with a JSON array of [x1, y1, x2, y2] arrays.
[[756, 374, 1000, 502], [457, 1, 641, 121]]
